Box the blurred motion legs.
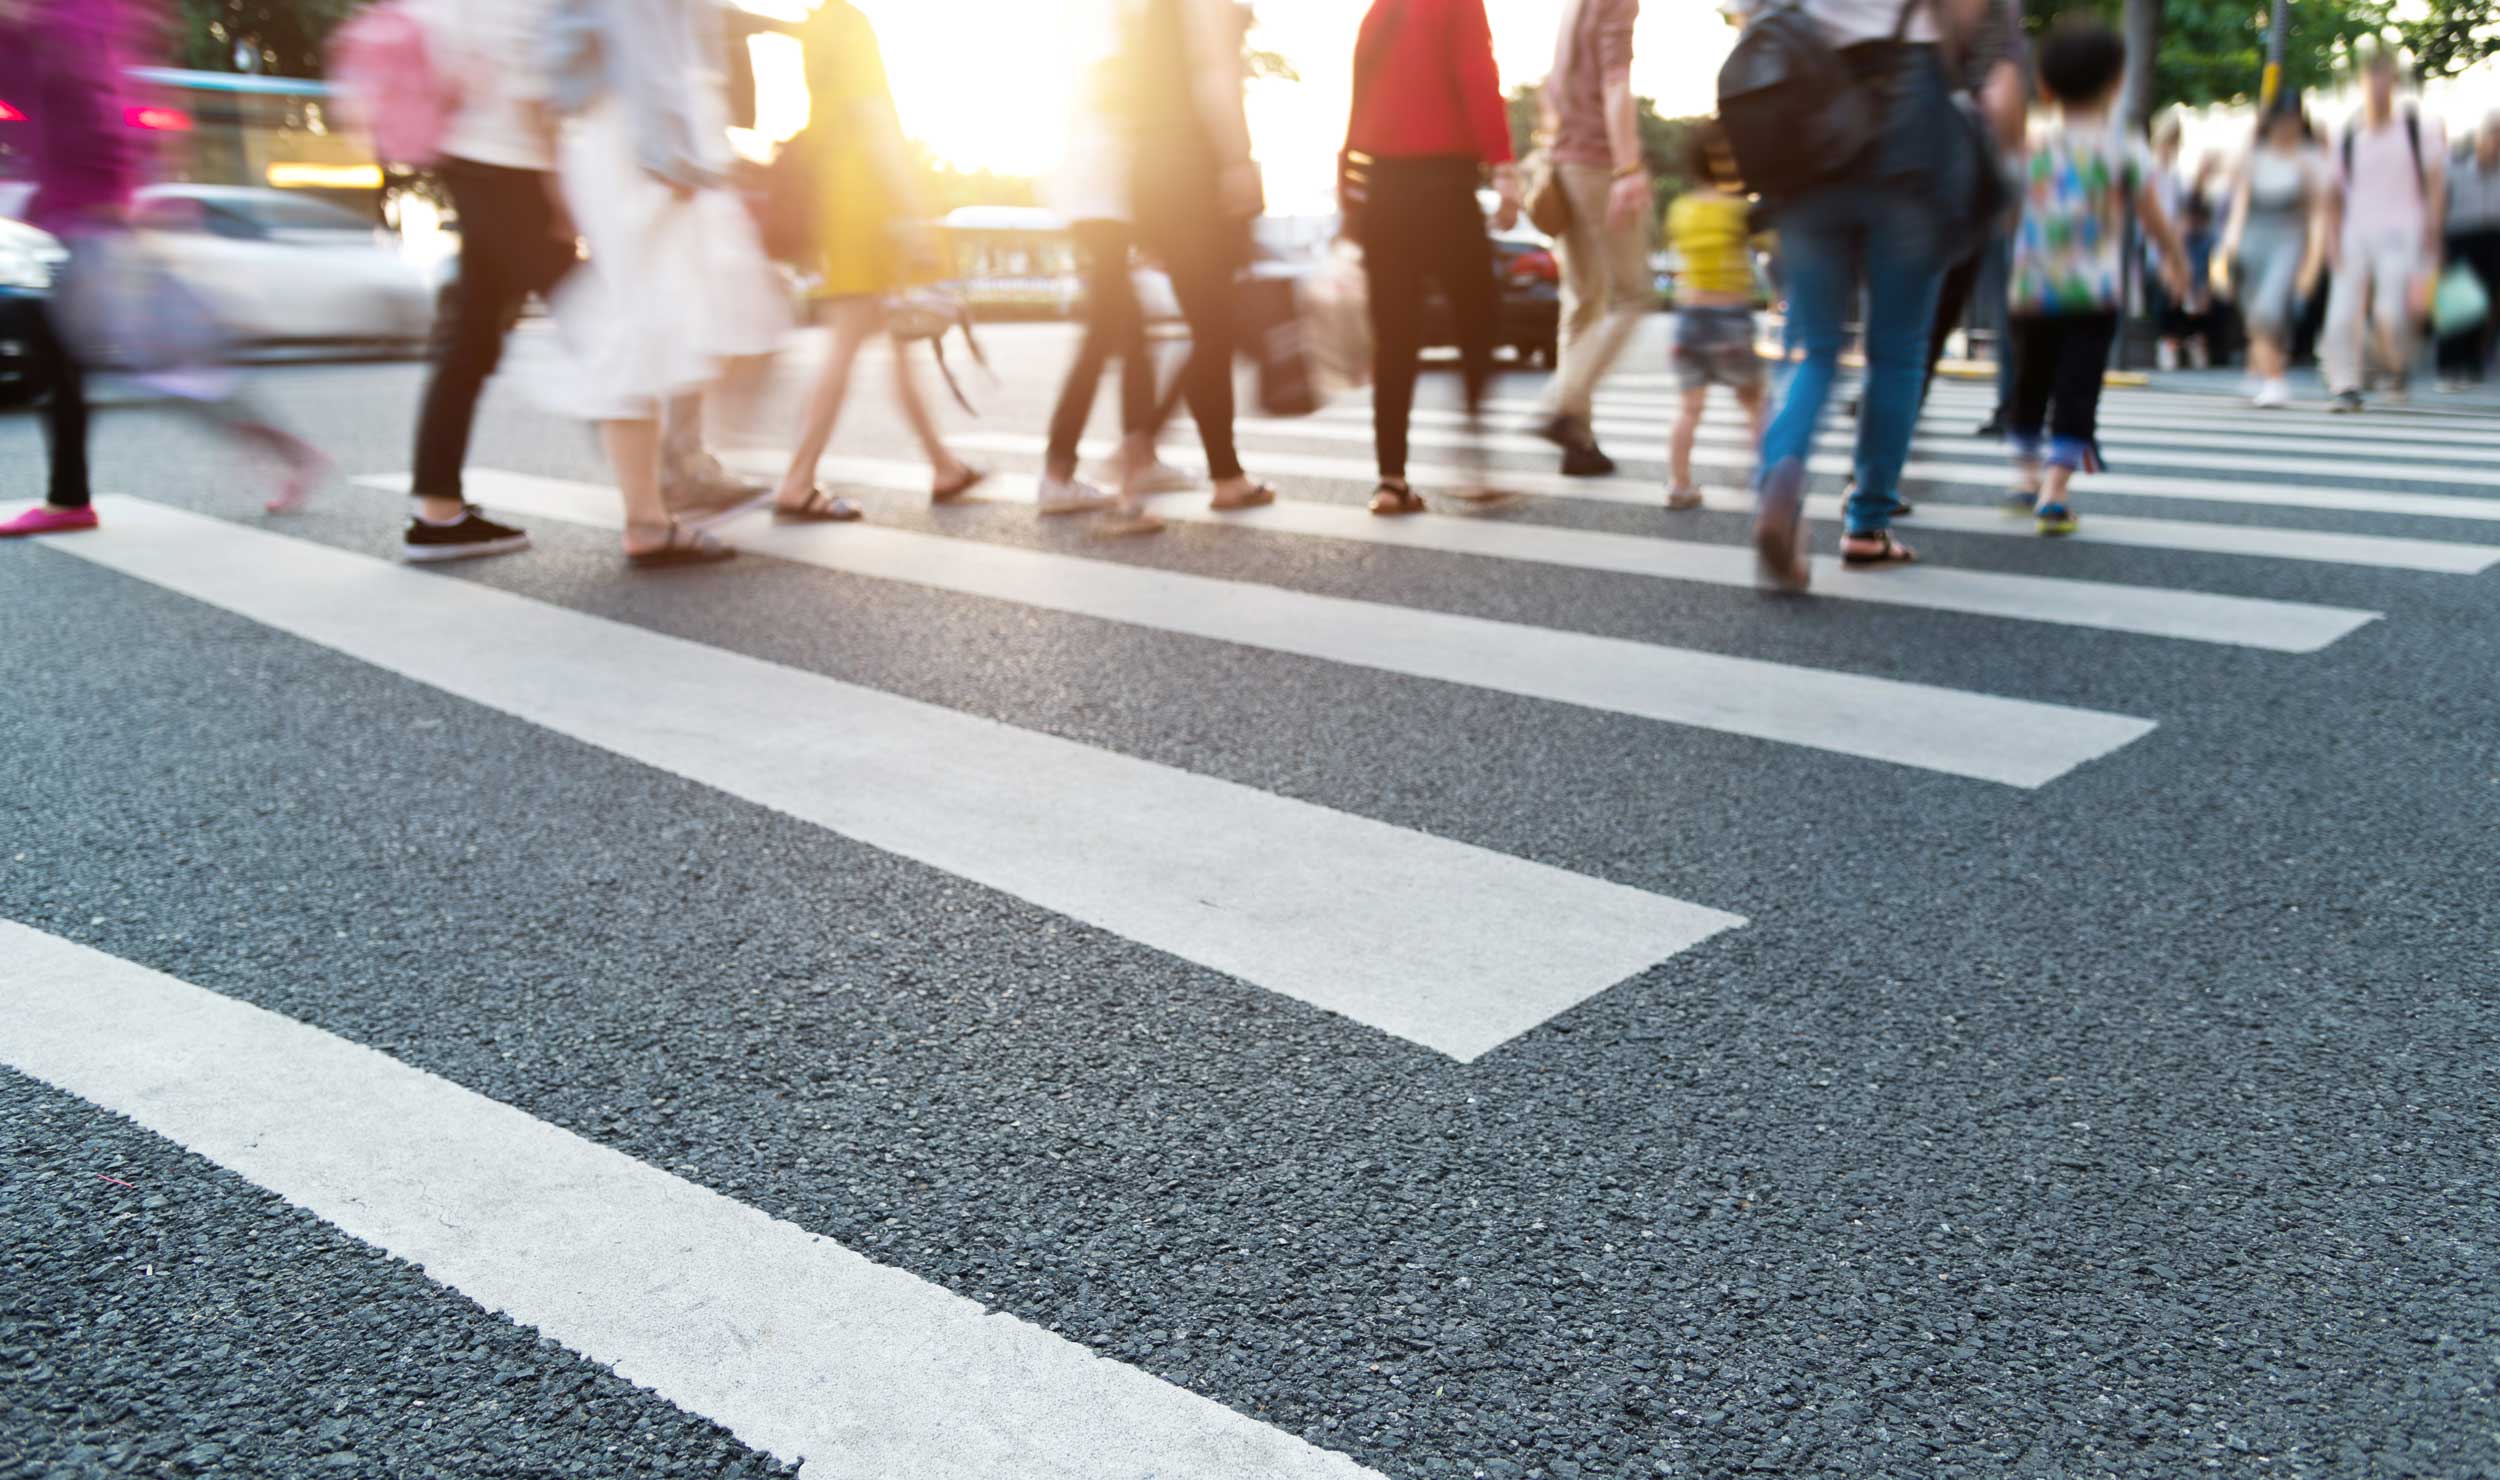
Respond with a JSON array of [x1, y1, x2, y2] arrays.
[[1046, 222, 1155, 484], [1540, 163, 1653, 458], [29, 302, 88, 510], [1363, 158, 1499, 497], [1139, 230, 1247, 489]]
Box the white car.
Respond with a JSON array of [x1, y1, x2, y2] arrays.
[[128, 184, 436, 352]]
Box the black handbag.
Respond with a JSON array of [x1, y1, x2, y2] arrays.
[[1716, 0, 1917, 202]]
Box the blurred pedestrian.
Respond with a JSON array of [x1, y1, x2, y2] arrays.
[[1035, 27, 1191, 520], [1918, 0, 2027, 436], [1107, 0, 1278, 536], [0, 0, 323, 541], [2325, 44, 2445, 413], [2148, 114, 2193, 372], [540, 0, 791, 565], [401, 0, 571, 562], [2004, 20, 2190, 538], [1740, 0, 1986, 586], [1345, 0, 1520, 515], [1532, 0, 1654, 477], [1662, 122, 1762, 510], [767, 0, 984, 529], [2436, 113, 2500, 391], [2217, 99, 2330, 409]]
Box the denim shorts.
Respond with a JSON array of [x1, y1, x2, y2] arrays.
[[1672, 305, 1762, 391]]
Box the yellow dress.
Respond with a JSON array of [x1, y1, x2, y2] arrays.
[[800, 2, 933, 298]]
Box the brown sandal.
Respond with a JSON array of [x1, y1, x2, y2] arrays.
[[773, 487, 863, 523], [626, 521, 736, 568], [931, 467, 990, 504], [1369, 483, 1427, 517], [1210, 482, 1277, 512], [1839, 530, 1919, 568]]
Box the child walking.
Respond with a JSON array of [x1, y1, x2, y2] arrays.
[[1664, 122, 1766, 511], [2006, 20, 2189, 537]]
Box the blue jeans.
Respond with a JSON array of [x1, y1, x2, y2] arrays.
[[1758, 183, 1947, 536]]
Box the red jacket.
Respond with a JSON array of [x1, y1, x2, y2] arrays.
[[1345, 0, 1514, 166]]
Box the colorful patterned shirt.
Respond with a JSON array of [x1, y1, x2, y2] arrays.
[[2010, 120, 2151, 315]]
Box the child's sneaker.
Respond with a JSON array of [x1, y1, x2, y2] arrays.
[[2035, 502, 2079, 537], [2001, 488, 2039, 518]]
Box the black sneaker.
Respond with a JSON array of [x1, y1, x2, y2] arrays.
[[1561, 442, 1617, 478], [1533, 414, 1585, 448], [1975, 410, 2007, 438], [401, 507, 530, 564], [2330, 390, 2365, 415]]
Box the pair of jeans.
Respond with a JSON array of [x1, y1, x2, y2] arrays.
[[1758, 181, 1946, 536], [1046, 221, 1155, 471], [1362, 156, 1497, 482], [2007, 311, 2120, 471], [20, 298, 88, 508], [411, 158, 580, 502]]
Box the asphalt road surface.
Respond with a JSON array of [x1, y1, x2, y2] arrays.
[[4, 320, 2496, 1480]]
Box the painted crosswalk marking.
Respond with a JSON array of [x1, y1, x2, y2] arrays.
[[51, 497, 1743, 1062], [1231, 417, 2500, 523], [0, 922, 1386, 1480], [944, 433, 2500, 575], [364, 472, 2160, 786]]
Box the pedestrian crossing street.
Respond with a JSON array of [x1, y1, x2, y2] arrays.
[[12, 372, 2500, 1477]]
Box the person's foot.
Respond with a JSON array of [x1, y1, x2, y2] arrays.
[[1560, 442, 1616, 478], [1209, 479, 1277, 512], [1974, 410, 2007, 438], [624, 520, 736, 567], [2330, 390, 2366, 414], [1102, 460, 1195, 496], [931, 464, 989, 503], [1369, 482, 1428, 517], [2382, 376, 2412, 405], [2439, 378, 2470, 395], [1037, 473, 1117, 518], [0, 504, 100, 539], [661, 449, 768, 516], [1838, 528, 1919, 567], [2156, 340, 2181, 372], [400, 506, 529, 564], [2188, 340, 2212, 370], [1093, 504, 1166, 538], [2252, 378, 2291, 409], [1665, 484, 1705, 512], [1532, 414, 1585, 449], [2035, 503, 2080, 537], [2001, 488, 2041, 518], [1751, 461, 1810, 593], [265, 444, 332, 515]]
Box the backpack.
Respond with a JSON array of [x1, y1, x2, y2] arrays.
[[326, 2, 458, 167], [1715, 0, 1918, 202], [2342, 108, 2425, 200]]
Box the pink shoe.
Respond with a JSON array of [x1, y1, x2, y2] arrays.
[[265, 442, 332, 515], [0, 505, 100, 539]]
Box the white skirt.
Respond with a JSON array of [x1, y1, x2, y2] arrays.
[[549, 97, 790, 421]]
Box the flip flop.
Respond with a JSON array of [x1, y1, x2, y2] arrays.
[[1839, 529, 1920, 568], [1369, 484, 1427, 517], [931, 467, 990, 504], [1209, 482, 1277, 512], [626, 521, 737, 568], [773, 487, 864, 523]]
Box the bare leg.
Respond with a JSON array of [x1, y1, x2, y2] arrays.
[[2040, 461, 2076, 508], [775, 299, 881, 508], [885, 337, 973, 490], [2250, 333, 2284, 381], [1667, 385, 1706, 495], [604, 418, 673, 554], [1738, 381, 1768, 450]]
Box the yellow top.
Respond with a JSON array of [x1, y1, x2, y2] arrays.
[[1667, 189, 1755, 300], [800, 1, 939, 298]]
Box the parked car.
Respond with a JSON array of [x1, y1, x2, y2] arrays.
[[128, 184, 436, 352], [1421, 229, 1562, 368]]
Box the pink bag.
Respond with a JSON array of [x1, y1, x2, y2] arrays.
[[326, 3, 458, 166]]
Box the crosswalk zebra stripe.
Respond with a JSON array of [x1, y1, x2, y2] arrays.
[[940, 434, 2500, 574], [55, 496, 1744, 1062], [678, 457, 2376, 653], [1882, 386, 2500, 446], [0, 922, 1387, 1480], [1229, 418, 2500, 523], [366, 471, 2157, 786], [1463, 396, 2500, 468]]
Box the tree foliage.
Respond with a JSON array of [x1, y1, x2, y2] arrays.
[[2036, 0, 2500, 110], [168, 0, 364, 77]]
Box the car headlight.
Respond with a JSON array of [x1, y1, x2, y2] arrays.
[[0, 221, 66, 293]]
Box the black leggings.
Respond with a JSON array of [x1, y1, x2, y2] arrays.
[[22, 299, 88, 508], [1136, 220, 1245, 483], [2437, 229, 2500, 379], [2008, 311, 2119, 469], [1363, 157, 1497, 482], [412, 158, 579, 501], [1045, 221, 1155, 472]]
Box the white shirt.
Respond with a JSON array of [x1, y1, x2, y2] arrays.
[[2339, 111, 2446, 242], [420, 0, 562, 172]]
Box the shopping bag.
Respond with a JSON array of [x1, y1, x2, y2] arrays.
[[2433, 263, 2489, 337], [1300, 241, 1372, 394], [1243, 272, 1319, 418]]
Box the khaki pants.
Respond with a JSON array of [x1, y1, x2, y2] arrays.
[[2323, 228, 2429, 395], [1543, 162, 1656, 421]]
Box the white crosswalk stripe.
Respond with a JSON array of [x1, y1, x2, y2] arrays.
[[0, 922, 1385, 1480], [362, 470, 2157, 784], [946, 432, 2500, 574], [53, 496, 1743, 1063]]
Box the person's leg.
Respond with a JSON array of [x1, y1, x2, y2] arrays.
[[1668, 385, 1706, 495], [410, 162, 540, 524], [606, 417, 671, 550], [886, 332, 976, 491], [1538, 165, 1612, 428], [1979, 233, 2015, 423], [2037, 311, 2120, 529], [33, 301, 87, 509], [1921, 249, 1984, 413], [1045, 222, 1125, 479], [775, 296, 882, 507], [2321, 235, 2371, 399], [1753, 194, 1852, 585], [2004, 314, 2059, 499], [1364, 177, 1429, 487], [1161, 236, 1246, 487], [1439, 174, 1501, 429], [1843, 194, 1946, 546], [2369, 239, 2419, 388]]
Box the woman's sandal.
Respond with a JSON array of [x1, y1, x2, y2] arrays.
[[1839, 530, 1919, 568], [626, 521, 737, 568], [1210, 482, 1278, 512], [1369, 483, 1427, 517], [773, 487, 863, 523], [931, 466, 990, 504]]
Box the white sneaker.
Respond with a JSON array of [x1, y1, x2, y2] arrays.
[[1090, 460, 1196, 496], [1036, 474, 1116, 517], [2252, 379, 2291, 409], [2156, 341, 2181, 372]]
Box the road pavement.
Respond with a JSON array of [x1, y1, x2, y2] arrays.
[[3, 320, 2495, 1479]]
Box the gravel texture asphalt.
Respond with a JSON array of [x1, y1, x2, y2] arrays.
[[3, 323, 2496, 1479]]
